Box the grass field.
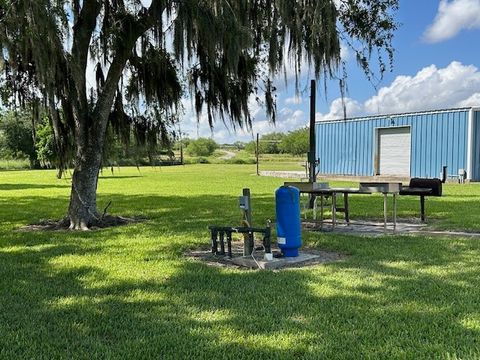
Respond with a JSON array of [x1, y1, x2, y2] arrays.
[[1, 165, 480, 359]]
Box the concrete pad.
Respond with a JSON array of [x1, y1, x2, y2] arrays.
[[186, 241, 345, 270], [303, 220, 480, 238], [231, 251, 327, 270]]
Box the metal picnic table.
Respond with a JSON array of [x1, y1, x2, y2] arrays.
[[302, 187, 371, 230]]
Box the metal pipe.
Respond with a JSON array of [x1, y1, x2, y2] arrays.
[[309, 79, 316, 183], [420, 195, 425, 222], [226, 231, 232, 258], [383, 193, 388, 232], [393, 193, 397, 232], [263, 222, 271, 254], [256, 133, 259, 176], [211, 230, 218, 254], [308, 79, 317, 209], [219, 231, 225, 255], [248, 232, 254, 255]]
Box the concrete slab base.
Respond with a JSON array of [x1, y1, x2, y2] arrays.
[[303, 220, 426, 237], [186, 241, 345, 270], [231, 251, 333, 270], [303, 220, 480, 238]]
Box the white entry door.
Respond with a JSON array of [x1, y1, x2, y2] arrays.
[[378, 127, 411, 176]]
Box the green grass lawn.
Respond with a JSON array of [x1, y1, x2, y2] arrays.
[[1, 165, 480, 359]]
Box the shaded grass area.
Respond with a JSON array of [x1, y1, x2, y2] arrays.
[[0, 165, 480, 359]]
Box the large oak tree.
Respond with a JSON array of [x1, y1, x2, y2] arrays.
[[0, 0, 397, 229]]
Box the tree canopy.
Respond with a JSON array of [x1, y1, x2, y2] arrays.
[[279, 127, 309, 156], [186, 137, 218, 157], [0, 0, 398, 229]]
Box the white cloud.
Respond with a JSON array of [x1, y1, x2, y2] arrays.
[[365, 61, 480, 113], [179, 94, 309, 143], [317, 61, 480, 121], [316, 97, 363, 121], [285, 95, 303, 105], [424, 0, 480, 43], [179, 61, 480, 141], [340, 42, 351, 62], [458, 92, 480, 107]]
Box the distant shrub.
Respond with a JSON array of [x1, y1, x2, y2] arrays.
[[279, 127, 309, 156], [197, 157, 210, 164], [184, 157, 210, 164], [0, 111, 38, 168], [225, 158, 256, 164], [245, 132, 285, 154], [186, 138, 218, 156]]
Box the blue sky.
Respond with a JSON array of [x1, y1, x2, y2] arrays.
[[181, 0, 480, 144]]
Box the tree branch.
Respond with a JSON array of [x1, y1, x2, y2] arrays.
[[93, 0, 164, 136], [70, 0, 101, 113]]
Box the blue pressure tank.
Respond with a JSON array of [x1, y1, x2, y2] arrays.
[[275, 186, 302, 257]]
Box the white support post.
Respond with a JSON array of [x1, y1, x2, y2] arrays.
[[467, 108, 474, 181]]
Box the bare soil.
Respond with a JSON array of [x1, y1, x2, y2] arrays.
[[18, 215, 146, 232]]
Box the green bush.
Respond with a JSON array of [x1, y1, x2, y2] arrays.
[[279, 127, 309, 156], [225, 157, 256, 164], [186, 138, 218, 156], [35, 119, 57, 168], [0, 110, 38, 168], [183, 157, 210, 164], [245, 132, 285, 154]]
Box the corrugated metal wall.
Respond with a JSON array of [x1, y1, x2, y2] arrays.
[[315, 110, 469, 178], [472, 110, 480, 180]]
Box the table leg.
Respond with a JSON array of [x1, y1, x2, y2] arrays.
[[420, 195, 425, 222], [313, 196, 317, 220], [320, 195, 324, 230], [303, 195, 307, 220], [393, 193, 397, 232], [383, 193, 388, 232], [332, 193, 337, 230], [344, 193, 350, 225]]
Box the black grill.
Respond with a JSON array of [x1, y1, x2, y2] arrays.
[[399, 178, 443, 222], [400, 178, 442, 196]]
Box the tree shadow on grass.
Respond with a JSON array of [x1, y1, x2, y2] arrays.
[[0, 236, 479, 359], [98, 175, 144, 179], [0, 183, 70, 191], [0, 192, 275, 243], [334, 193, 480, 231]]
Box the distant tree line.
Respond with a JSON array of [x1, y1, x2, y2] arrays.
[[244, 128, 309, 156], [0, 110, 177, 173], [0, 110, 309, 168], [179, 128, 309, 158]]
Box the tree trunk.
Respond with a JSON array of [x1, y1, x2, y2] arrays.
[[68, 144, 103, 230]]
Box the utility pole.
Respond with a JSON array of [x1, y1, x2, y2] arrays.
[[309, 79, 316, 184], [180, 143, 184, 165], [308, 79, 316, 208], [256, 133, 259, 176]]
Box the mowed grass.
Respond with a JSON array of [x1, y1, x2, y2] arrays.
[[0, 164, 480, 359]]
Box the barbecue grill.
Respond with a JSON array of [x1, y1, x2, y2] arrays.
[[399, 178, 442, 221]]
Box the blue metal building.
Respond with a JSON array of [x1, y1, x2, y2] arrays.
[[315, 107, 480, 181]]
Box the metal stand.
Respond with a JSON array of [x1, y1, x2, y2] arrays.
[[383, 193, 388, 232], [332, 193, 337, 229], [393, 193, 397, 231], [208, 225, 272, 259], [383, 192, 398, 232], [420, 195, 425, 222], [320, 195, 324, 230], [240, 188, 253, 256]]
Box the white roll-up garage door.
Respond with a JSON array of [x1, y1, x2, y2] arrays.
[[378, 127, 411, 176]]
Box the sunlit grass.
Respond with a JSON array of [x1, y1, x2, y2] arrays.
[[0, 165, 479, 359]]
